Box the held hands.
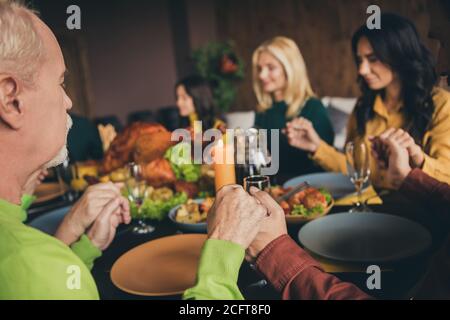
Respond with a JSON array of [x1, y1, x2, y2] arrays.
[[370, 130, 413, 190], [208, 185, 268, 249], [371, 128, 424, 169], [207, 185, 288, 262], [284, 117, 321, 153], [55, 182, 131, 250], [245, 187, 288, 262]]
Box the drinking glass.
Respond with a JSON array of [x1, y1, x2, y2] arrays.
[[125, 163, 154, 234], [243, 175, 271, 192], [345, 141, 371, 212]]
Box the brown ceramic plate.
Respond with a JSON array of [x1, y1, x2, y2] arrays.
[[285, 199, 334, 225], [33, 183, 67, 205], [110, 234, 207, 296]]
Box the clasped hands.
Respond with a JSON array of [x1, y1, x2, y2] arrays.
[[207, 185, 288, 263], [55, 182, 131, 250]]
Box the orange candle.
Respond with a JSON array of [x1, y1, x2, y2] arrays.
[[214, 138, 236, 192]]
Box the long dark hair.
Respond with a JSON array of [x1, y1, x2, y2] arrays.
[[351, 13, 437, 144], [175, 75, 222, 130]]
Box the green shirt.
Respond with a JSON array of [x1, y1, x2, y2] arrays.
[[0, 198, 101, 300], [183, 239, 245, 300], [255, 98, 335, 177]]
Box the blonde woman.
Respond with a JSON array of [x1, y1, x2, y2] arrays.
[[253, 36, 334, 177]]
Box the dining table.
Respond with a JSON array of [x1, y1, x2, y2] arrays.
[[26, 175, 448, 300]]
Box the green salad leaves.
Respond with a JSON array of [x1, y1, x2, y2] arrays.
[[290, 188, 332, 217], [129, 192, 188, 221], [164, 143, 201, 182]]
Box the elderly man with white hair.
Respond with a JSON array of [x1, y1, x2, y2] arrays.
[[0, 1, 131, 299]]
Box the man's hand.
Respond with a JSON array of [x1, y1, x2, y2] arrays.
[[246, 188, 288, 262], [55, 182, 128, 246], [207, 185, 268, 249], [87, 196, 131, 250], [285, 117, 321, 153]]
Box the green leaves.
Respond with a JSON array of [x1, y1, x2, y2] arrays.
[[164, 143, 202, 183], [130, 192, 188, 221], [192, 41, 245, 113]]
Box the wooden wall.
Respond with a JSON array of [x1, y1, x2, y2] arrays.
[[215, 0, 449, 111]]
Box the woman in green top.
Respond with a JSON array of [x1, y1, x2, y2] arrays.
[[253, 36, 334, 179]]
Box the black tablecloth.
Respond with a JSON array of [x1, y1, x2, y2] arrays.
[[27, 188, 446, 300]]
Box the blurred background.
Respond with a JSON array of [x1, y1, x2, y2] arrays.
[[31, 0, 449, 126]]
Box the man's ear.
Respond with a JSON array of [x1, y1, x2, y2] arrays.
[[0, 75, 24, 130]]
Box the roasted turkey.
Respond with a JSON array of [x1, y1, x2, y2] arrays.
[[101, 122, 177, 186]]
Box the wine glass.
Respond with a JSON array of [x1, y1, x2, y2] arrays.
[[125, 163, 154, 234], [235, 128, 271, 185], [243, 175, 271, 192], [345, 141, 371, 212]]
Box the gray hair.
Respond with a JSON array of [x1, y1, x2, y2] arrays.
[[0, 0, 44, 87]]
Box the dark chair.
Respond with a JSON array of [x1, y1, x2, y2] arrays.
[[127, 110, 155, 125], [93, 115, 123, 133], [156, 106, 186, 131]]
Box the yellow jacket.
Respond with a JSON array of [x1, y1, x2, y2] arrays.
[[312, 87, 450, 189]]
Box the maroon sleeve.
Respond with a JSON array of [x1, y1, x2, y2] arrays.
[[255, 234, 373, 300], [400, 169, 450, 225]]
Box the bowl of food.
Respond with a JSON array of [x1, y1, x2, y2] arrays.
[[168, 198, 214, 233], [270, 186, 334, 224]]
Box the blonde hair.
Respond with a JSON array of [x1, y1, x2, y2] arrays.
[[252, 36, 315, 118], [0, 0, 43, 87]]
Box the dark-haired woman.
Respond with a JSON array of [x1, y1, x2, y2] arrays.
[[285, 13, 450, 188], [175, 75, 225, 132]]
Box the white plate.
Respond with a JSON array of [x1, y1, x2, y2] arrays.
[[284, 172, 368, 199], [28, 206, 71, 235], [298, 212, 432, 263]]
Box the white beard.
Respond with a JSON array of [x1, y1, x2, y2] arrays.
[[44, 114, 73, 169]]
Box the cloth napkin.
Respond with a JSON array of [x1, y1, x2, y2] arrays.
[[334, 185, 383, 206]]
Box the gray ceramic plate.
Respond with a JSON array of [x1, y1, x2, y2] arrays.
[[28, 206, 71, 235], [298, 212, 432, 263], [283, 172, 368, 199], [168, 199, 207, 233]]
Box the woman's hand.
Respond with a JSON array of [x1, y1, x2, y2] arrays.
[[378, 128, 425, 168], [284, 117, 321, 153], [371, 133, 412, 189]]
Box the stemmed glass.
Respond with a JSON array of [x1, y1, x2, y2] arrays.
[[345, 141, 371, 212], [235, 128, 272, 185], [243, 175, 271, 192], [125, 163, 154, 234]]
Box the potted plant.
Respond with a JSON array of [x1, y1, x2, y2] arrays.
[[192, 41, 245, 113]]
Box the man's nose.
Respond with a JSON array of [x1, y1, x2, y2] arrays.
[[65, 94, 73, 111]]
